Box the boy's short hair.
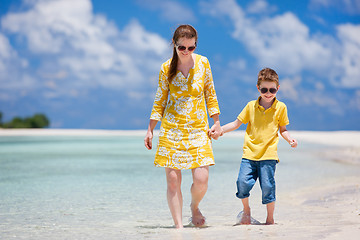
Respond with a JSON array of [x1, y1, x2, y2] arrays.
[[257, 68, 279, 86]]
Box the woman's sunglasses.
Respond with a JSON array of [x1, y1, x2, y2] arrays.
[[176, 44, 196, 52], [260, 88, 277, 94]]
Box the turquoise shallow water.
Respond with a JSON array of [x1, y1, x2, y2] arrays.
[[1, 134, 359, 239]]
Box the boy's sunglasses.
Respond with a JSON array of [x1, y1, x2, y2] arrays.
[[176, 44, 196, 52], [260, 88, 277, 94]]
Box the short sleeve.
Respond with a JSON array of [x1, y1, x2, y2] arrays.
[[237, 103, 250, 124], [279, 104, 289, 126]]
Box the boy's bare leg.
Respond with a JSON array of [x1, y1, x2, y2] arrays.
[[165, 168, 183, 229], [190, 166, 209, 227], [266, 201, 275, 225], [240, 197, 251, 224]]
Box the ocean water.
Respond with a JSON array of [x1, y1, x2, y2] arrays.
[[1, 133, 359, 239]]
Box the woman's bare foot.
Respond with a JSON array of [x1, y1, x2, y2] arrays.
[[175, 224, 184, 229], [191, 206, 206, 227]]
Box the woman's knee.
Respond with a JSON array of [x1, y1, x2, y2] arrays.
[[193, 175, 208, 188], [166, 169, 181, 192], [192, 167, 209, 187]]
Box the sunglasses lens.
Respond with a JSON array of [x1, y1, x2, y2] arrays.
[[177, 46, 186, 51], [260, 88, 277, 94], [177, 45, 196, 51], [260, 88, 268, 94], [270, 88, 277, 94]]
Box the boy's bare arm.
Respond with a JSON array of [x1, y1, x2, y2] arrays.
[[221, 119, 242, 135], [279, 125, 298, 148]]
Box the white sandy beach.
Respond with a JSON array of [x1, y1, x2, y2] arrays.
[[1, 129, 359, 239]]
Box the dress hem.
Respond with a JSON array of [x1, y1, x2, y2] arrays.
[[154, 163, 215, 170]]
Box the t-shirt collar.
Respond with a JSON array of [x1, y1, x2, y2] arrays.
[[255, 96, 278, 110]]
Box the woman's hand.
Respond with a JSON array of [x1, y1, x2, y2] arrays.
[[208, 123, 223, 140], [144, 130, 153, 150], [208, 114, 222, 140], [144, 119, 158, 150]]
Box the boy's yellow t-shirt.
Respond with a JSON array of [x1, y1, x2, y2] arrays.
[[237, 97, 289, 161]]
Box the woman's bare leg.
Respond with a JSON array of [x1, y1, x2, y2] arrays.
[[165, 168, 183, 229], [190, 166, 209, 226]]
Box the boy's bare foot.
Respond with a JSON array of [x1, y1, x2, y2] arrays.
[[265, 217, 275, 225], [266, 202, 275, 225], [240, 211, 251, 225], [191, 206, 206, 227]]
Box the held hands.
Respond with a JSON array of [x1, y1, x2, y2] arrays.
[[207, 123, 223, 140]]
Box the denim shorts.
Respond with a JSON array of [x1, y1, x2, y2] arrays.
[[236, 158, 277, 204]]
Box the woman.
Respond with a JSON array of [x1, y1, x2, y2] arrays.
[[144, 24, 221, 229]]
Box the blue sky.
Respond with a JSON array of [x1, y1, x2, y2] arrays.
[[0, 0, 359, 130]]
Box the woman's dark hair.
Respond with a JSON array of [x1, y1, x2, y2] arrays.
[[168, 25, 198, 82]]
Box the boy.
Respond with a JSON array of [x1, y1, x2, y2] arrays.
[[211, 68, 297, 224]]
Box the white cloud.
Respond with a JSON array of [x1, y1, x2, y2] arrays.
[[0, 0, 170, 99], [228, 58, 247, 71], [0, 32, 34, 95], [136, 0, 196, 22], [258, 13, 332, 74], [353, 90, 360, 111], [246, 0, 277, 14], [2, 0, 98, 54], [121, 20, 169, 57], [203, 0, 331, 75], [279, 76, 301, 101], [201, 0, 360, 88], [0, 33, 14, 74], [335, 24, 360, 88], [309, 0, 360, 15], [281, 76, 343, 115], [200, 0, 246, 29], [0, 33, 15, 60]]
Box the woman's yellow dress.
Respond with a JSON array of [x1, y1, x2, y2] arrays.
[[150, 54, 220, 170]]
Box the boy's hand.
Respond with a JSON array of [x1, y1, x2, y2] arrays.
[[208, 125, 223, 140], [208, 128, 219, 139], [210, 130, 221, 140], [289, 139, 298, 148]]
